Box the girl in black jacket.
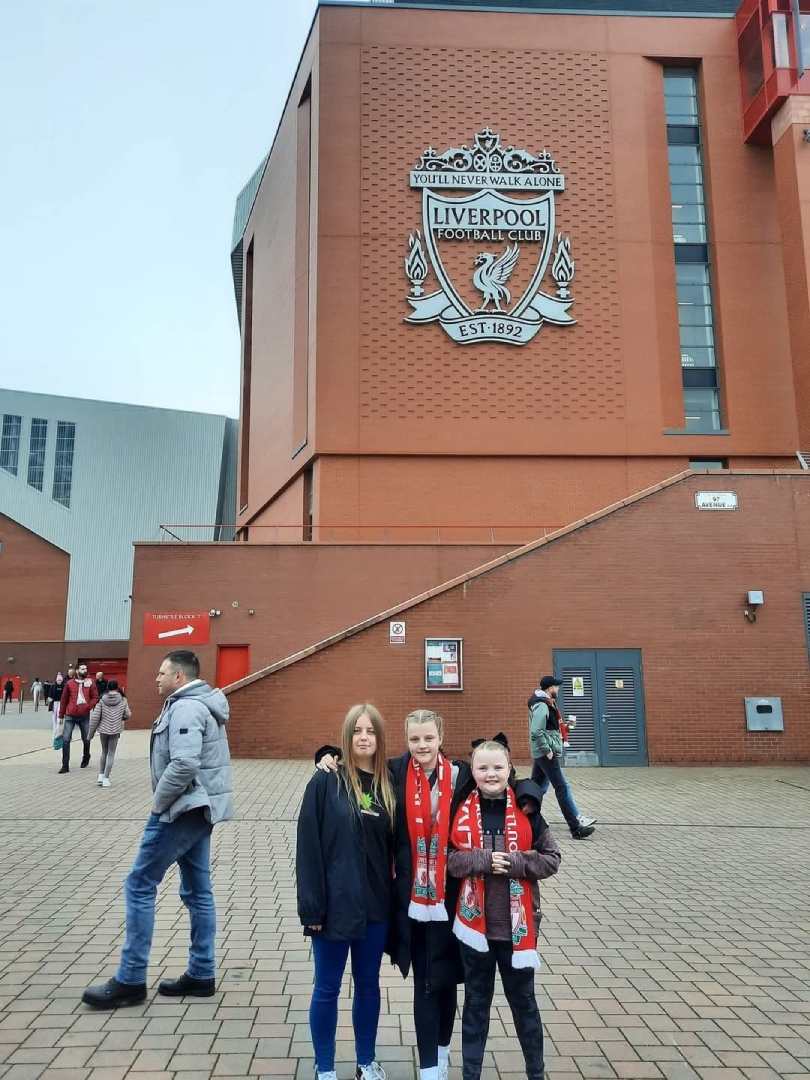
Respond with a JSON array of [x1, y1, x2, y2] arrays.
[[316, 709, 475, 1080], [297, 704, 396, 1080]]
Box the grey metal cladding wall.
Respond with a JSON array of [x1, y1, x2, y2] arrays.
[[0, 389, 231, 642]]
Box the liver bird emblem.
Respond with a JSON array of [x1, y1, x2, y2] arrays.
[[473, 243, 520, 313]]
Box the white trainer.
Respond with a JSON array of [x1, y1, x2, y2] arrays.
[[101, 777, 111, 787], [97, 774, 104, 785], [577, 814, 597, 827], [356, 1065, 387, 1080]]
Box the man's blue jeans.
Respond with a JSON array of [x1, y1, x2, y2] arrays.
[[309, 921, 388, 1072], [117, 809, 215, 986], [531, 754, 581, 833]]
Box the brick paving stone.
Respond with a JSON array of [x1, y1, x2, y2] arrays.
[[212, 1055, 253, 1076], [2, 746, 810, 1079], [612, 1064, 663, 1078]]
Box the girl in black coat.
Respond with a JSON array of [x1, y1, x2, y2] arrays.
[[297, 704, 397, 1080], [316, 708, 475, 1080]]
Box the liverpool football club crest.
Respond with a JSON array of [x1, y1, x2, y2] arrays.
[[404, 128, 576, 346]]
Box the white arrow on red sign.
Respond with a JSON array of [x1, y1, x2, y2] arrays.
[[157, 625, 195, 640]]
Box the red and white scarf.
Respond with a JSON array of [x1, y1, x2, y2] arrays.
[[406, 753, 453, 921], [450, 787, 540, 969]]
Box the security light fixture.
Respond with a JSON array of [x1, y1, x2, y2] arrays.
[[744, 590, 764, 623]]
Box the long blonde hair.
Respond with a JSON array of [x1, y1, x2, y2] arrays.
[[339, 704, 396, 825]]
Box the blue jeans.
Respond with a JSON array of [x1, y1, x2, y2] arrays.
[[309, 921, 388, 1072], [531, 754, 581, 832], [117, 810, 215, 986]]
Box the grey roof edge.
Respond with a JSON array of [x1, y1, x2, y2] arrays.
[[322, 0, 736, 18], [0, 386, 234, 423]]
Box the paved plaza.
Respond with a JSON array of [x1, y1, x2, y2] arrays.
[[1, 715, 810, 1080]]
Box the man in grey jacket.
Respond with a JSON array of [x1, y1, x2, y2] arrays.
[[82, 650, 233, 1009]]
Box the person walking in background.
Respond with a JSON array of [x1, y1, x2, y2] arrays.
[[528, 676, 596, 840], [81, 650, 233, 1009], [298, 704, 396, 1080], [59, 664, 99, 774], [3, 679, 13, 706], [95, 671, 108, 697], [48, 672, 64, 713], [89, 680, 130, 786], [31, 677, 43, 711]]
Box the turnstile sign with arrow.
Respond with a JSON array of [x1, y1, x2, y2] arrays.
[[143, 611, 210, 646]]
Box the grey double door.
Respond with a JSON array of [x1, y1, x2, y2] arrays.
[[552, 649, 647, 767]]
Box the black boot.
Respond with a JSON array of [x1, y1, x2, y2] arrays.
[[158, 972, 216, 997], [61, 744, 71, 773], [80, 741, 91, 768], [81, 977, 146, 1009]]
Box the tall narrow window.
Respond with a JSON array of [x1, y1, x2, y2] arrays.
[[293, 77, 312, 456], [27, 418, 48, 490], [302, 463, 313, 542], [0, 415, 22, 475], [52, 421, 75, 507], [239, 239, 254, 512], [665, 69, 722, 433]]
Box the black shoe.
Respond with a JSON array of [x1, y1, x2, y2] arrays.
[[158, 972, 216, 997], [571, 824, 595, 839], [58, 766, 69, 774], [80, 754, 91, 768], [82, 977, 146, 1009]]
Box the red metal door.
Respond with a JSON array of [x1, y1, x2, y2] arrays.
[[1, 674, 21, 701], [216, 646, 251, 689], [82, 658, 129, 693]]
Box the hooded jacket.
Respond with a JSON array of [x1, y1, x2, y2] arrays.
[[89, 689, 131, 736], [150, 680, 233, 825], [527, 689, 563, 758]]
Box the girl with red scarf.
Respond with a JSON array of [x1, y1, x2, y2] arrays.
[[448, 740, 561, 1080]]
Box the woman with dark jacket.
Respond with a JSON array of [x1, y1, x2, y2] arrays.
[[297, 704, 397, 1080], [316, 708, 476, 1080]]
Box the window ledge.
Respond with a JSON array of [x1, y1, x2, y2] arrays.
[[663, 428, 730, 436]]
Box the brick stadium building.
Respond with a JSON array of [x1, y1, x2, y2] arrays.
[[123, 0, 810, 763]]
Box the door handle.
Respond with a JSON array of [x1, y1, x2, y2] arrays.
[[601, 714, 609, 722]]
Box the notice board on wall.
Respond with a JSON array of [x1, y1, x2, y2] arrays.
[[424, 638, 463, 691]]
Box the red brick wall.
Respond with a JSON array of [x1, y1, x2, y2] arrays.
[[126, 540, 514, 728], [0, 513, 69, 641], [226, 474, 810, 765], [249, 6, 797, 526]]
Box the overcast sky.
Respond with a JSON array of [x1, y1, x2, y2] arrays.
[[0, 0, 325, 417]]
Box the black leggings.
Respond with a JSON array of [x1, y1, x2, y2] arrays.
[[411, 922, 458, 1069], [459, 940, 544, 1080]]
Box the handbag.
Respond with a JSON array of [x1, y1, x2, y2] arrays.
[[53, 735, 63, 751]]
